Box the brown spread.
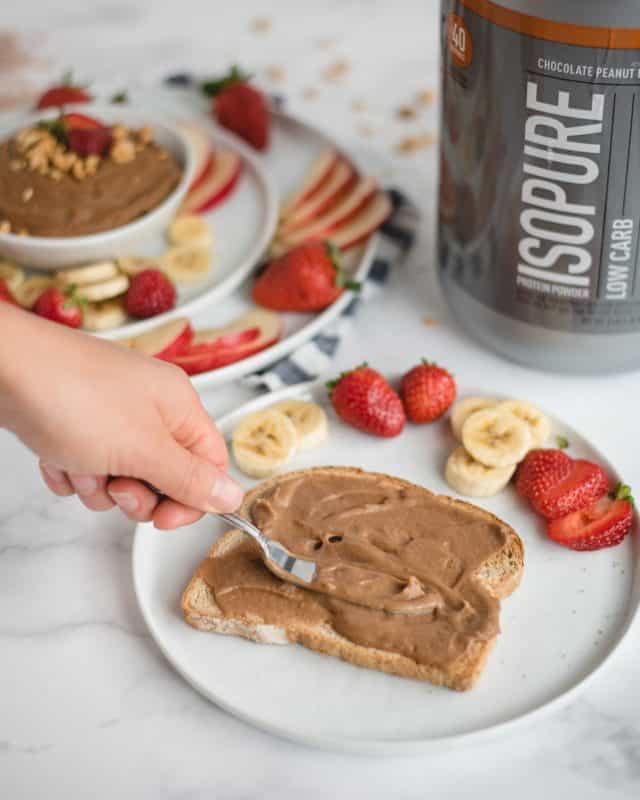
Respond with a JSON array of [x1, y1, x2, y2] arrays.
[[0, 138, 181, 237], [199, 471, 513, 669]]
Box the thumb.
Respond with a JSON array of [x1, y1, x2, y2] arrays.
[[143, 435, 244, 512]]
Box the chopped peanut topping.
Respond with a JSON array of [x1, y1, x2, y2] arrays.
[[323, 59, 351, 81], [396, 105, 418, 120], [110, 138, 136, 164], [396, 132, 436, 153], [250, 17, 272, 33]]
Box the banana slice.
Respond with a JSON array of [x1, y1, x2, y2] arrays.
[[14, 276, 54, 308], [0, 261, 25, 292], [82, 298, 128, 331], [497, 400, 551, 448], [56, 260, 118, 286], [168, 215, 213, 248], [461, 407, 531, 467], [272, 400, 328, 451], [445, 446, 516, 497], [232, 409, 298, 478], [77, 274, 129, 302], [117, 256, 163, 277], [161, 244, 211, 285], [450, 396, 499, 440]]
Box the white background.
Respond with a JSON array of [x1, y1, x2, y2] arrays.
[[1, 1, 639, 797]]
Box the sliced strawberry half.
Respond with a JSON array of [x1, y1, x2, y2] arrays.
[[180, 150, 242, 214], [128, 318, 193, 359], [547, 485, 634, 551], [532, 459, 610, 520], [279, 160, 355, 234], [280, 149, 338, 219], [328, 192, 392, 251], [279, 177, 378, 248]]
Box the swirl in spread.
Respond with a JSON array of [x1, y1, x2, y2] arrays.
[[201, 472, 511, 668]]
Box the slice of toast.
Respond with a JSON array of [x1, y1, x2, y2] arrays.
[[182, 467, 524, 691]]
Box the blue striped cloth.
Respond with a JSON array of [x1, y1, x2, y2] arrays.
[[164, 74, 420, 390]]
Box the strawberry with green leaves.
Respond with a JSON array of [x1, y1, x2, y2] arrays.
[[202, 66, 270, 151], [252, 241, 360, 312], [35, 71, 91, 110], [33, 285, 85, 328], [328, 364, 405, 437]]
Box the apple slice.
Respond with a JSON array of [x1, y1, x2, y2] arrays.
[[176, 121, 214, 190], [180, 150, 242, 214], [327, 192, 392, 251], [278, 177, 378, 248], [280, 149, 338, 219], [279, 161, 355, 235], [168, 309, 282, 375], [128, 317, 193, 359], [190, 153, 215, 192]]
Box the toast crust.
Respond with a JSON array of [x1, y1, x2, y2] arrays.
[[182, 467, 524, 691]]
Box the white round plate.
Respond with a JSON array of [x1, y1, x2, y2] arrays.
[[133, 383, 639, 754]]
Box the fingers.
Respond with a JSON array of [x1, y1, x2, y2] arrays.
[[141, 435, 243, 514], [152, 499, 204, 530], [107, 477, 160, 522], [67, 474, 115, 511], [40, 462, 74, 496], [40, 465, 116, 512], [166, 379, 229, 470]]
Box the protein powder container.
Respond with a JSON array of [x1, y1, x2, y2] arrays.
[[439, 0, 640, 372]]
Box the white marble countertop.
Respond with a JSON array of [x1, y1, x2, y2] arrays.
[[1, 1, 639, 797]]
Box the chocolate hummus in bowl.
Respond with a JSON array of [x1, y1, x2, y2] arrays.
[[0, 105, 194, 270]]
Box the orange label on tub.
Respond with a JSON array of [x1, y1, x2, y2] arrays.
[[448, 13, 473, 68]]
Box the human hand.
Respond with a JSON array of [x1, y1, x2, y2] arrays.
[[0, 304, 243, 528]]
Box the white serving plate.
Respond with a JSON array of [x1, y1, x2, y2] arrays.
[[133, 382, 639, 754]]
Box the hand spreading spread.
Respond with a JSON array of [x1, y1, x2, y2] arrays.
[[0, 303, 244, 528]]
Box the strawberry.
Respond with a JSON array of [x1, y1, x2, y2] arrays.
[[61, 112, 112, 156], [124, 269, 176, 319], [67, 126, 112, 156], [252, 241, 359, 312], [0, 281, 18, 306], [33, 286, 84, 328], [515, 448, 574, 501], [328, 364, 405, 437], [531, 459, 610, 520], [399, 360, 456, 423], [36, 72, 91, 109], [202, 66, 270, 151], [547, 484, 634, 551], [62, 112, 102, 130]]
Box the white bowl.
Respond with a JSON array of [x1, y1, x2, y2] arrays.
[[0, 104, 195, 270]]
